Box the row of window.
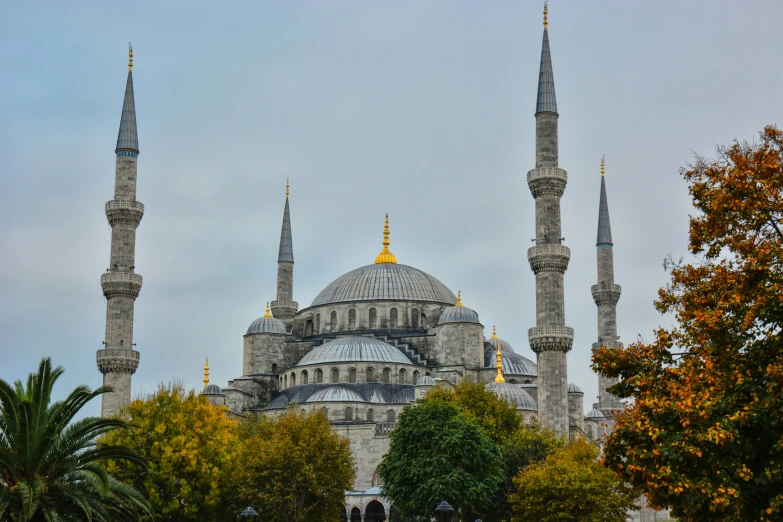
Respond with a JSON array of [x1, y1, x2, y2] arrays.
[[280, 368, 421, 388], [305, 307, 426, 336], [322, 406, 396, 423]]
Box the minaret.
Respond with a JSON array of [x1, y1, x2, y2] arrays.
[[270, 180, 298, 320], [592, 157, 624, 418], [97, 45, 143, 418], [526, 3, 574, 438]]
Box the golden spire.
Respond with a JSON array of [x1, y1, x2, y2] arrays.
[[492, 325, 498, 340], [128, 43, 133, 71], [374, 214, 398, 264], [543, 1, 548, 29], [456, 291, 463, 306], [264, 303, 271, 317], [203, 357, 209, 388], [495, 344, 505, 383], [601, 155, 605, 177], [286, 178, 290, 198]]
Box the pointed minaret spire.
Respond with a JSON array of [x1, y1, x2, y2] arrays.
[[116, 43, 139, 154], [597, 156, 613, 246], [271, 180, 298, 319], [535, 3, 558, 116]]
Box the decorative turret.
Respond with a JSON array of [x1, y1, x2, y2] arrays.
[[374, 214, 397, 264], [270, 180, 298, 320], [97, 45, 144, 418], [526, 5, 574, 438], [591, 157, 624, 419]]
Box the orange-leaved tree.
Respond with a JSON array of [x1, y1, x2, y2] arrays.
[[593, 126, 783, 521]]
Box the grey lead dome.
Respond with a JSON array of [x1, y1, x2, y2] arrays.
[[297, 336, 411, 366], [246, 316, 287, 335], [311, 264, 456, 307], [438, 305, 480, 325]]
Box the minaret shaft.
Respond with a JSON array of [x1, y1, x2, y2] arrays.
[[271, 189, 298, 320]]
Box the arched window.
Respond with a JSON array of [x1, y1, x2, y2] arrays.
[[315, 314, 321, 334], [301, 370, 308, 384], [382, 367, 391, 383], [349, 368, 357, 383], [331, 368, 339, 383], [367, 408, 374, 422], [508, 378, 517, 384], [413, 370, 420, 384], [389, 307, 398, 328], [279, 376, 282, 388], [284, 375, 288, 388], [399, 368, 407, 384], [587, 424, 594, 439], [369, 308, 377, 329], [387, 409, 396, 423], [348, 309, 356, 330], [421, 313, 427, 328], [304, 321, 313, 337], [524, 379, 533, 384], [315, 369, 323, 383], [344, 407, 353, 421], [272, 363, 277, 373], [321, 407, 329, 419], [290, 372, 296, 386], [371, 466, 383, 486], [411, 308, 419, 328], [366, 367, 374, 383], [330, 311, 337, 331]]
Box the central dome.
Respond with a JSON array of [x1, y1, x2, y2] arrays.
[[311, 264, 457, 307]]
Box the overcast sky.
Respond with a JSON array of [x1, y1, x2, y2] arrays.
[[1, 1, 781, 417]]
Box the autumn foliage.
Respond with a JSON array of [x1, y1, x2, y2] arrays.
[[593, 126, 783, 520]]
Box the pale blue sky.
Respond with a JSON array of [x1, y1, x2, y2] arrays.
[[1, 1, 781, 417]]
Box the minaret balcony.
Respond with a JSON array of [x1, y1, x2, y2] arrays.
[[101, 272, 143, 299], [591, 341, 624, 351], [96, 348, 140, 374], [591, 282, 622, 306], [527, 167, 567, 198], [105, 200, 144, 227], [527, 244, 571, 274], [528, 325, 574, 353], [270, 299, 298, 320]]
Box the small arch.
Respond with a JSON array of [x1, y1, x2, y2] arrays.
[[371, 466, 384, 487], [367, 408, 374, 422], [344, 406, 353, 421], [301, 370, 309, 384], [411, 308, 419, 328], [366, 367, 375, 383], [389, 307, 398, 328], [369, 308, 377, 329], [587, 424, 594, 439], [524, 379, 533, 384], [387, 409, 396, 423], [412, 370, 420, 384], [331, 368, 339, 383], [349, 368, 357, 383], [315, 368, 324, 383], [508, 378, 517, 384], [399, 368, 407, 384], [365, 500, 386, 522], [350, 507, 362, 522], [290, 372, 296, 387], [315, 313, 321, 334], [284, 375, 288, 389], [348, 309, 356, 330], [421, 313, 427, 328], [272, 363, 278, 373], [304, 320, 313, 337], [330, 311, 337, 331], [382, 367, 391, 383]]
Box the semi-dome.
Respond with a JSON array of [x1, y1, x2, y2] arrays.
[[438, 293, 480, 325], [485, 382, 537, 411], [415, 375, 435, 386], [483, 350, 537, 376], [311, 264, 457, 307], [568, 383, 583, 394], [306, 386, 364, 403], [246, 305, 287, 335], [297, 336, 411, 366], [202, 384, 223, 395]]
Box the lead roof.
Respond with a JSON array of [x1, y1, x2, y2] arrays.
[[116, 71, 139, 153], [278, 197, 294, 262], [535, 28, 558, 116], [297, 336, 413, 366], [597, 176, 613, 246]]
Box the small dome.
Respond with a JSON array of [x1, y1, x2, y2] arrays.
[[487, 337, 514, 353], [306, 386, 364, 403], [202, 384, 222, 395], [438, 304, 480, 325], [483, 349, 537, 376], [415, 375, 435, 386], [586, 406, 606, 419], [485, 382, 537, 411], [568, 383, 583, 394], [246, 315, 287, 335], [297, 336, 411, 366]]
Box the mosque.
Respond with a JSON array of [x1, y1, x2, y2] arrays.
[[93, 5, 653, 521]]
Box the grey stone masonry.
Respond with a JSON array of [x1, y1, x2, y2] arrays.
[[271, 196, 298, 319], [98, 66, 142, 418], [527, 26, 573, 438]]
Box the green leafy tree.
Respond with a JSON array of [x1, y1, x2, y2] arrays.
[[229, 407, 355, 522], [593, 126, 783, 520], [378, 399, 503, 521], [101, 384, 238, 521], [0, 358, 150, 522], [508, 438, 636, 522]]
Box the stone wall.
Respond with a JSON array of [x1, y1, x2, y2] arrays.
[[431, 322, 483, 368]]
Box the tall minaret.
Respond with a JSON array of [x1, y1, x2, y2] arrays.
[[526, 3, 574, 438], [270, 180, 298, 320], [97, 45, 143, 417], [592, 157, 624, 419]]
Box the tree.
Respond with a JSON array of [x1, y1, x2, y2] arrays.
[[378, 399, 503, 521], [101, 384, 238, 521], [508, 438, 636, 522], [0, 358, 150, 522], [593, 126, 783, 520], [229, 407, 355, 522]]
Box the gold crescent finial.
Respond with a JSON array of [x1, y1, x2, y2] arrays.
[[492, 325, 498, 340], [601, 155, 605, 177], [128, 43, 133, 71], [374, 213, 398, 264], [264, 303, 271, 317], [456, 291, 463, 306], [543, 1, 548, 29], [286, 178, 290, 198], [495, 344, 505, 383], [203, 357, 209, 388]]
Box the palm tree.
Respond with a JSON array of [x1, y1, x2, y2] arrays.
[[0, 358, 151, 521]]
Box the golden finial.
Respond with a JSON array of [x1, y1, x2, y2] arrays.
[[286, 178, 290, 198], [601, 155, 605, 177], [543, 1, 548, 29], [264, 303, 272, 317], [456, 291, 463, 307], [374, 214, 398, 264], [492, 325, 498, 340], [128, 43, 133, 71], [495, 344, 505, 383], [203, 357, 209, 388]]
